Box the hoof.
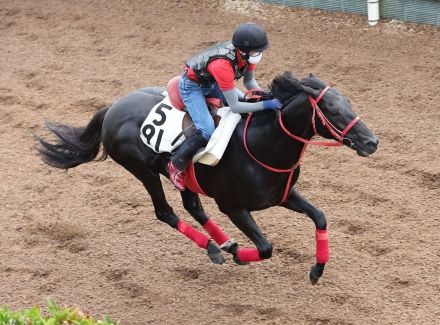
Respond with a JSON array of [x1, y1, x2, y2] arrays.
[[207, 241, 225, 265], [233, 254, 250, 266], [219, 239, 238, 254], [208, 252, 225, 264], [219, 240, 249, 265], [309, 264, 323, 285]]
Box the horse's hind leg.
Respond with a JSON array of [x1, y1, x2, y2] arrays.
[[281, 189, 328, 285], [137, 173, 226, 264], [180, 190, 230, 264], [219, 207, 273, 264], [114, 150, 221, 263]]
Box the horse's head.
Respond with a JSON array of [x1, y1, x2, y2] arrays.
[[271, 72, 378, 157]]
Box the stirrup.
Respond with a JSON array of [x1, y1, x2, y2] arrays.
[[172, 170, 186, 190], [167, 161, 186, 191]]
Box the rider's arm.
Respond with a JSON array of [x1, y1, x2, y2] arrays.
[[235, 87, 245, 101], [208, 60, 264, 113], [222, 89, 263, 113], [243, 67, 260, 90], [223, 89, 263, 113]]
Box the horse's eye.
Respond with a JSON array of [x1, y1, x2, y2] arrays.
[[330, 107, 340, 114], [327, 102, 339, 114]]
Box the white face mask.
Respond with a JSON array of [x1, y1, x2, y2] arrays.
[[248, 52, 263, 64]]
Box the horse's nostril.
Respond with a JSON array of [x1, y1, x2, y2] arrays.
[[365, 139, 378, 149]]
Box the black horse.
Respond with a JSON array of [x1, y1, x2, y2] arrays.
[[37, 71, 378, 284]]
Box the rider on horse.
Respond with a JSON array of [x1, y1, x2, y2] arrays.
[[167, 22, 283, 191]]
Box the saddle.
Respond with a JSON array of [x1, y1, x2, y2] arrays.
[[167, 76, 222, 137]]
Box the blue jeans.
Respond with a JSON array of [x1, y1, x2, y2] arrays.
[[178, 76, 227, 140]]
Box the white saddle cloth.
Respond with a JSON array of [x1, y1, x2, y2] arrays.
[[140, 94, 241, 166]]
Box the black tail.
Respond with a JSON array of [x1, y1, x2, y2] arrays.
[[37, 106, 110, 169]]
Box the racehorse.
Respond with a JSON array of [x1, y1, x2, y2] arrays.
[[37, 71, 378, 284]]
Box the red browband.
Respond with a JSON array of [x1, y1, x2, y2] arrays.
[[243, 86, 360, 205]]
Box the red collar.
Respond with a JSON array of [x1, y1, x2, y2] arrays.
[[236, 50, 247, 69]]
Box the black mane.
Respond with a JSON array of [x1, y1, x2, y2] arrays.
[[270, 71, 326, 103], [270, 71, 302, 102]]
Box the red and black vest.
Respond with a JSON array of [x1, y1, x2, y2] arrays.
[[185, 41, 249, 85]]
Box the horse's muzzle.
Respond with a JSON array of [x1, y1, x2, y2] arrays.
[[354, 136, 379, 157]]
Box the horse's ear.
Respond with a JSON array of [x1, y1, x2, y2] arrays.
[[301, 85, 320, 98]]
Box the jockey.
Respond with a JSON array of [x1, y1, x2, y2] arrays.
[[167, 22, 282, 191]]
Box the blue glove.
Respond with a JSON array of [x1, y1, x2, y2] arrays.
[[262, 98, 282, 111]]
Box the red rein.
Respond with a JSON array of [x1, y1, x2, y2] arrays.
[[243, 86, 360, 205], [242, 87, 359, 264]]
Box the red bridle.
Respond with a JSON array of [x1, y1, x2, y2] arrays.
[[243, 86, 360, 205]]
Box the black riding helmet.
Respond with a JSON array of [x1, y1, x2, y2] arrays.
[[232, 22, 269, 52]]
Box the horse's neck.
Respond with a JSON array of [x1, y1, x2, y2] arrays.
[[244, 101, 313, 170], [280, 93, 314, 142]]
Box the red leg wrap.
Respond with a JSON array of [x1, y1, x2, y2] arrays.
[[202, 219, 230, 245], [177, 221, 209, 249], [236, 248, 262, 262], [316, 229, 329, 263]]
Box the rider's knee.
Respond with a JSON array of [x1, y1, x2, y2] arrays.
[[258, 243, 273, 259], [199, 125, 214, 140]]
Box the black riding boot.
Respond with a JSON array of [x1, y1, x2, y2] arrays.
[[167, 130, 208, 191]]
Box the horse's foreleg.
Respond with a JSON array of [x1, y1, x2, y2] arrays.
[[281, 189, 328, 285], [180, 190, 227, 264], [220, 208, 272, 264]]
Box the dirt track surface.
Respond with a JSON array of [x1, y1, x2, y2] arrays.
[[1, 0, 440, 324]]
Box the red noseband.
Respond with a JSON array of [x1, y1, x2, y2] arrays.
[[243, 86, 360, 205], [280, 86, 360, 146]]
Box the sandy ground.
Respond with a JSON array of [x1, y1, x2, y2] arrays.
[[1, 0, 440, 324]]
